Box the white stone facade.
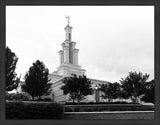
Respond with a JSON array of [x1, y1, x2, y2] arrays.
[[50, 77, 109, 103]]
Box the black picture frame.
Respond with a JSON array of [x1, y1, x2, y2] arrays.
[[0, 0, 159, 125]]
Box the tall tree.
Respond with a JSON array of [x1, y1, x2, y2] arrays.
[[60, 74, 93, 104], [5, 47, 20, 91], [22, 60, 52, 100], [120, 71, 149, 103], [141, 79, 154, 104], [99, 82, 121, 103]]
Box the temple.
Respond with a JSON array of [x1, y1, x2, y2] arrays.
[[48, 17, 109, 103]]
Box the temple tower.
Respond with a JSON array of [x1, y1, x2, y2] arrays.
[[54, 16, 85, 77]]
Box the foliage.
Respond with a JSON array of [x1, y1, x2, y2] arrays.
[[5, 47, 20, 91], [99, 82, 121, 103], [65, 101, 134, 105], [5, 92, 13, 100], [120, 71, 149, 103], [22, 60, 52, 100], [60, 74, 93, 104], [64, 104, 154, 112], [5, 92, 29, 101], [141, 79, 154, 103], [6, 101, 64, 119], [35, 98, 52, 102]]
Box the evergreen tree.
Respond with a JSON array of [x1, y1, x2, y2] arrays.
[[5, 47, 20, 91], [22, 60, 52, 100], [120, 71, 149, 103], [60, 74, 93, 104]]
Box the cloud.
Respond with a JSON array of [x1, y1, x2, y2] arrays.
[[6, 6, 154, 82]]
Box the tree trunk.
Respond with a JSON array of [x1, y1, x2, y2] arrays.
[[131, 96, 136, 103], [77, 92, 80, 105], [32, 95, 34, 100], [77, 99, 80, 105], [134, 96, 138, 103], [108, 98, 111, 103]]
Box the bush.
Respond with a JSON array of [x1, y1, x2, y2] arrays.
[[65, 101, 136, 105], [65, 107, 73, 112], [5, 93, 13, 100], [35, 98, 52, 102], [74, 107, 81, 112], [64, 104, 154, 112], [84, 108, 93, 112], [6, 101, 64, 119], [6, 93, 29, 101]]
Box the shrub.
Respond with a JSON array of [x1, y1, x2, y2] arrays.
[[6, 101, 64, 119], [64, 104, 154, 112], [5, 93, 13, 100], [65, 107, 73, 112], [84, 108, 93, 112], [6, 93, 29, 101], [64, 101, 136, 105], [74, 107, 81, 112], [13, 93, 29, 101], [35, 98, 52, 102], [6, 101, 26, 119]]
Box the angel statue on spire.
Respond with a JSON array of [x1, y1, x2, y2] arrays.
[[64, 15, 70, 25]]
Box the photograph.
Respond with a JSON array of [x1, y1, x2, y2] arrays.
[[5, 6, 154, 120]]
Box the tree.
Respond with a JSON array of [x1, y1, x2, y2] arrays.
[[5, 47, 20, 91], [99, 82, 121, 103], [120, 71, 149, 103], [22, 60, 52, 100], [60, 74, 93, 104], [141, 79, 154, 104]]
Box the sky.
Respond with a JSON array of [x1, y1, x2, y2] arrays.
[[6, 6, 154, 83]]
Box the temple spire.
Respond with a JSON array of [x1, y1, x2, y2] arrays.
[[55, 17, 86, 77]]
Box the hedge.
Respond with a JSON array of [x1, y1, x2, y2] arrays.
[[35, 98, 52, 102], [65, 104, 154, 112], [6, 101, 64, 119], [65, 101, 137, 105], [6, 93, 29, 101]]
